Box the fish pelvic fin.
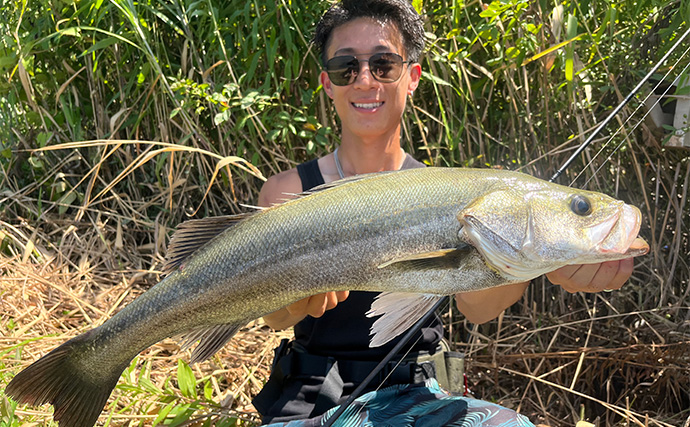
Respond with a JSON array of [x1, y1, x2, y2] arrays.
[[178, 322, 246, 364], [163, 214, 252, 275], [366, 293, 444, 347], [5, 332, 125, 427]]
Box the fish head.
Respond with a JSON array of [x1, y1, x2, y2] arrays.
[[458, 185, 649, 281]]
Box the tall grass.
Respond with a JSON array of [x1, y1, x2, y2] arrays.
[[1, 0, 689, 425]]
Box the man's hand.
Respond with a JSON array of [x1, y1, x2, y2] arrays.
[[263, 291, 350, 330], [546, 258, 634, 293], [286, 291, 351, 318]]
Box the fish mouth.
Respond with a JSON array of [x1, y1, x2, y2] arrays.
[[626, 237, 650, 256], [595, 204, 648, 257]]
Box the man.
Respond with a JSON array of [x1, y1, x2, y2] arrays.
[[252, 0, 634, 425]]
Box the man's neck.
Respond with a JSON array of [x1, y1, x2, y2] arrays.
[[337, 131, 405, 176]]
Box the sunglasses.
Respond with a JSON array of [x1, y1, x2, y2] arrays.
[[324, 52, 410, 86]]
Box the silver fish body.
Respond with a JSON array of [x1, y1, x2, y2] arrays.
[[5, 167, 648, 427]]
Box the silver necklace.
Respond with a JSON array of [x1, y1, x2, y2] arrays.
[[333, 147, 345, 179]]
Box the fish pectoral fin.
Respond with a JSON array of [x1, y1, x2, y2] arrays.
[[163, 214, 253, 275], [366, 293, 443, 347], [377, 245, 472, 270], [178, 322, 246, 364]]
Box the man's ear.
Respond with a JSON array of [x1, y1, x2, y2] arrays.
[[320, 70, 334, 99], [407, 63, 421, 93]]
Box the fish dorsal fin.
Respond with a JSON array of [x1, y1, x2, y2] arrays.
[[178, 322, 246, 364], [366, 293, 443, 347], [377, 245, 472, 270], [163, 214, 252, 275], [295, 171, 398, 197]]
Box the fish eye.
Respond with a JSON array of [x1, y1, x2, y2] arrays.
[[570, 195, 592, 216]]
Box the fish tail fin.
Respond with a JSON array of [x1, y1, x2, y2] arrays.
[[5, 331, 123, 427]]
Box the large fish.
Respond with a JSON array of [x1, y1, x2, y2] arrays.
[[6, 167, 648, 427]]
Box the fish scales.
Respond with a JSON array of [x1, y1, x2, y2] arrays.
[[5, 167, 649, 427]]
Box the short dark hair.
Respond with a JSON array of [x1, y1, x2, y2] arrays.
[[313, 0, 425, 66]]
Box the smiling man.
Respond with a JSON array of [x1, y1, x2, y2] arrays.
[[252, 1, 633, 425]]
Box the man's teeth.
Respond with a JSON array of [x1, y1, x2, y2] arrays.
[[353, 102, 383, 109]]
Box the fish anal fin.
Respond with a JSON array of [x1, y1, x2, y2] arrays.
[[163, 214, 252, 275], [366, 293, 443, 347], [179, 322, 245, 364], [377, 245, 472, 270]]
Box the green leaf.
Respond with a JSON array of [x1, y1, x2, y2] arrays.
[[0, 394, 18, 425], [177, 359, 196, 398], [58, 191, 77, 215], [36, 132, 51, 148], [565, 14, 577, 82], [152, 401, 175, 427], [82, 37, 120, 57], [138, 377, 162, 394], [421, 71, 451, 86], [59, 27, 82, 37], [267, 129, 281, 141], [167, 403, 194, 427], [240, 90, 260, 108], [412, 0, 423, 15], [675, 85, 690, 96], [203, 379, 214, 400]]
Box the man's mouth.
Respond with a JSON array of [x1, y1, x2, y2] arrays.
[[352, 102, 383, 110]]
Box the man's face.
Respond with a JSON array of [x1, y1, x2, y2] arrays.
[[320, 17, 421, 141]]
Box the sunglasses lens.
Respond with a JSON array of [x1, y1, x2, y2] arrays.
[[325, 53, 406, 86], [326, 56, 359, 86], [369, 53, 403, 83]]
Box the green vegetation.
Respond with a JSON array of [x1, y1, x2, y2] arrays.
[[1, 0, 689, 426]]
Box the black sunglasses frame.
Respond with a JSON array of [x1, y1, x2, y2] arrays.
[[324, 52, 411, 86]]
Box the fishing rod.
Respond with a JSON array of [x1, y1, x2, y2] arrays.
[[322, 25, 690, 427], [321, 297, 448, 427], [550, 25, 690, 183]]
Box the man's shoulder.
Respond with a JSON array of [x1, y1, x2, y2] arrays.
[[258, 167, 303, 207]]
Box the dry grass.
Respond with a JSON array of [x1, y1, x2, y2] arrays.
[[1, 187, 688, 426], [0, 221, 291, 426], [449, 289, 690, 427], [2, 149, 690, 427]]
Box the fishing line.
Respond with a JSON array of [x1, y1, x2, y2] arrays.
[[550, 25, 690, 184], [576, 53, 690, 188]]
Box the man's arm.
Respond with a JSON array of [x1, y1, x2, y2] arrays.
[[259, 169, 349, 330], [455, 282, 529, 324], [454, 259, 635, 324]]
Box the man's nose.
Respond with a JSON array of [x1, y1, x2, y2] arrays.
[[352, 61, 377, 88]]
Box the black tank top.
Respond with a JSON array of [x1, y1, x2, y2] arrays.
[[293, 155, 444, 360]]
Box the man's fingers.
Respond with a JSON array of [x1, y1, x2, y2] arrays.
[[305, 294, 330, 317], [547, 259, 635, 293], [587, 261, 620, 292], [285, 297, 312, 316], [286, 292, 349, 319], [325, 292, 339, 311], [547, 264, 599, 293], [546, 264, 579, 285], [602, 258, 634, 291]]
